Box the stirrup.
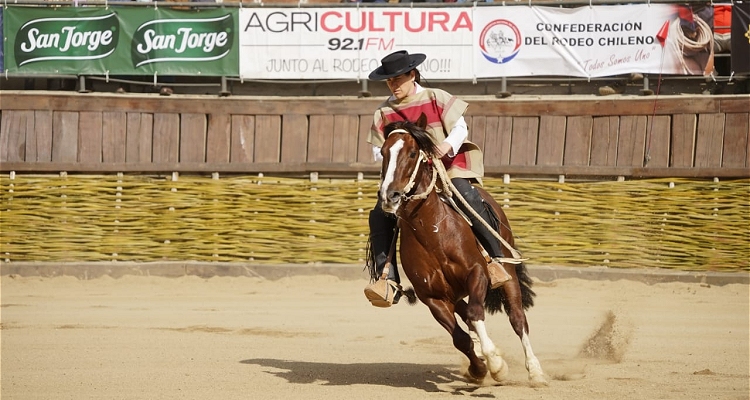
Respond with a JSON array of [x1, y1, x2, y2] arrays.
[[364, 279, 402, 308], [487, 259, 512, 289]]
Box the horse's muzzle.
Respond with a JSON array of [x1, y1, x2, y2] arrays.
[[380, 190, 402, 213]]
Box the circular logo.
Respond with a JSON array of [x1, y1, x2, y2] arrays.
[[479, 19, 522, 64]]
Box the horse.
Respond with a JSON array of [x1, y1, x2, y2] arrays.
[[375, 113, 547, 386]]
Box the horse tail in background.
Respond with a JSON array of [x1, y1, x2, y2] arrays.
[[484, 262, 536, 315]]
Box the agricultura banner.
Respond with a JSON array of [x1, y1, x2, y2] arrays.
[[238, 7, 474, 80]]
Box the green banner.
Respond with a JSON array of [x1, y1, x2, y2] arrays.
[[3, 7, 239, 76]]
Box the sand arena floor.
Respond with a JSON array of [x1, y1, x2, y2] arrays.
[[1, 271, 748, 400]]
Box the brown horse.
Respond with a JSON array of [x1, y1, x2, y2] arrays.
[[376, 114, 547, 386]]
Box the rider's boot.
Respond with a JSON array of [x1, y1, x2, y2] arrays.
[[452, 179, 513, 289], [363, 206, 402, 307]]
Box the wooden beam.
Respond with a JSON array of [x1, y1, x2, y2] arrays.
[[2, 162, 747, 178], [2, 92, 747, 179], [3, 92, 744, 117]]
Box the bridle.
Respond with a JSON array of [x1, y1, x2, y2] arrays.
[[387, 129, 439, 202]]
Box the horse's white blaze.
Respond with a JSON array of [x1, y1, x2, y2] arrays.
[[380, 138, 404, 204], [472, 320, 508, 382]]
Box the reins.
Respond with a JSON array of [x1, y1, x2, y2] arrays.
[[431, 158, 525, 264], [403, 150, 438, 201]]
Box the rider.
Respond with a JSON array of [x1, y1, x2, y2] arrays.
[[363, 50, 513, 307]]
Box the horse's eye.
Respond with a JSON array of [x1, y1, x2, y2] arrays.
[[409, 151, 417, 158]]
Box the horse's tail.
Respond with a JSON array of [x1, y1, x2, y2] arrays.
[[484, 262, 536, 315], [401, 287, 419, 305]]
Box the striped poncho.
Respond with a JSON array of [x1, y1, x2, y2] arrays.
[[368, 87, 485, 185]]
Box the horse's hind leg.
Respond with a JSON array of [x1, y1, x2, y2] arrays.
[[502, 279, 548, 386], [424, 298, 487, 383]]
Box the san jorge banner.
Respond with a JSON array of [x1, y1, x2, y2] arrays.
[[6, 8, 120, 73], [0, 8, 4, 72], [3, 7, 239, 76]]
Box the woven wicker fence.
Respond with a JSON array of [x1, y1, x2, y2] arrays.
[[0, 174, 747, 272]]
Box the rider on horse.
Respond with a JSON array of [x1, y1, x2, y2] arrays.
[[364, 50, 513, 307]]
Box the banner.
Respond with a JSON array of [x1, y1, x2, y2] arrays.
[[473, 4, 716, 78], [3, 7, 239, 76], [731, 3, 750, 74], [3, 4, 724, 79], [238, 8, 474, 80]]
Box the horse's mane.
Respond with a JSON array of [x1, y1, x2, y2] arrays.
[[384, 120, 439, 157]]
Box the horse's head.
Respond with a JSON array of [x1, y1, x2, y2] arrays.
[[379, 113, 439, 214]]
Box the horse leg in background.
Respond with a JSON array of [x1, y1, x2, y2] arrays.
[[450, 178, 512, 288], [502, 279, 547, 386], [455, 299, 509, 383], [423, 297, 488, 383]]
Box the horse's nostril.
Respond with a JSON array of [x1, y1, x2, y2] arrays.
[[388, 191, 401, 203]]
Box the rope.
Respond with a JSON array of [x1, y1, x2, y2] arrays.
[[403, 152, 438, 201], [669, 15, 713, 75], [430, 157, 526, 264], [401, 150, 426, 195], [645, 46, 667, 165]]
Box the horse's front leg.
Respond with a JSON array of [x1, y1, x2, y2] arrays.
[[502, 278, 548, 386], [456, 300, 510, 383], [457, 266, 510, 383], [423, 297, 487, 383]]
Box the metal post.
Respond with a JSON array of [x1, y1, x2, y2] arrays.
[[359, 79, 371, 98], [219, 76, 231, 97], [78, 75, 89, 93], [496, 76, 511, 98], [640, 75, 653, 96]]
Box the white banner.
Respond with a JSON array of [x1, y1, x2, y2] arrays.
[[240, 5, 714, 80], [239, 8, 474, 80], [474, 4, 712, 78]]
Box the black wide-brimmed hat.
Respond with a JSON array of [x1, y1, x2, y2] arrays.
[[368, 50, 427, 81]]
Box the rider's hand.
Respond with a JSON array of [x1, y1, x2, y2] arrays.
[[436, 142, 453, 158]]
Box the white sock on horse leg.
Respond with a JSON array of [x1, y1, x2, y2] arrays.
[[521, 332, 548, 386], [472, 320, 508, 381]]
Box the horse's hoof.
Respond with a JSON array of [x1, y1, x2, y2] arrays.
[[462, 371, 485, 384], [489, 361, 509, 382], [463, 373, 483, 384], [463, 363, 487, 384], [529, 375, 549, 387]]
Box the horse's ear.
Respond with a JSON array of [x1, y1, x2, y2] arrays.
[[416, 113, 428, 130]]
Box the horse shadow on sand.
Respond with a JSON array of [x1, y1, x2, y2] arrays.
[[240, 358, 497, 396]]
